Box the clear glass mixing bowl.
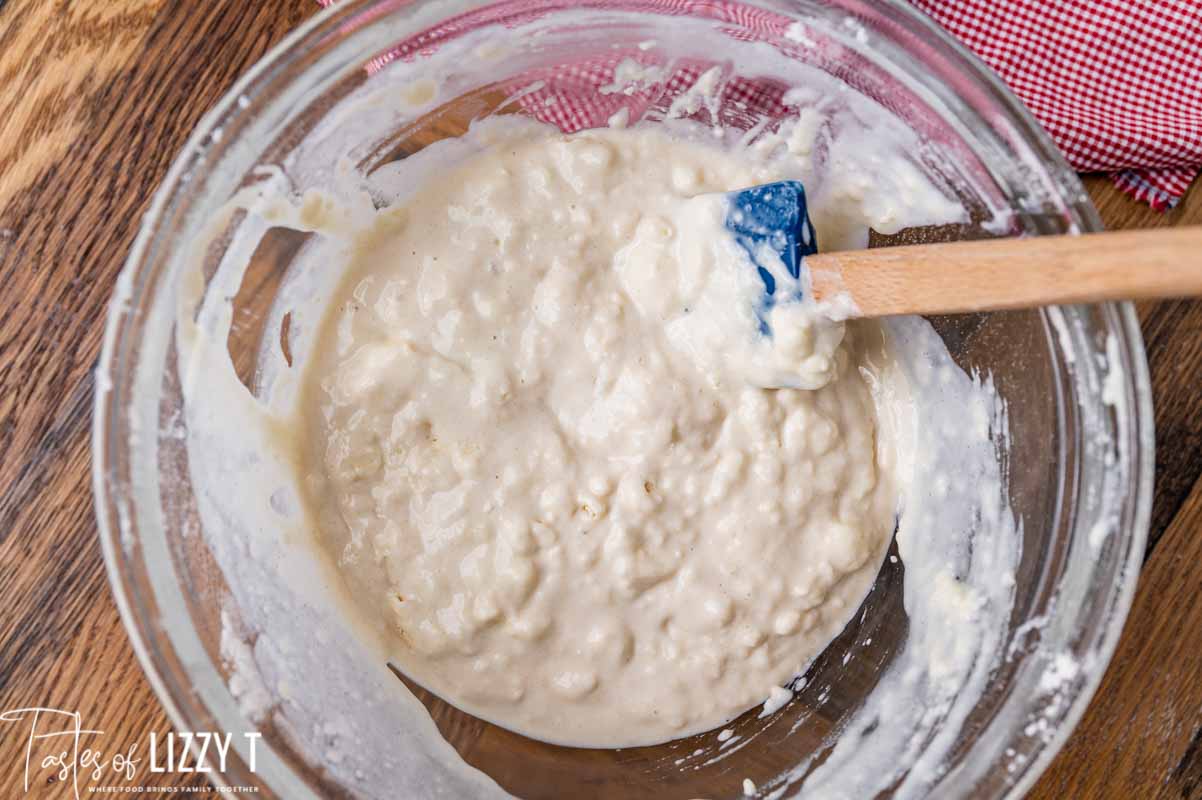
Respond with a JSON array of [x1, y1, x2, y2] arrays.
[[94, 1, 1153, 798]]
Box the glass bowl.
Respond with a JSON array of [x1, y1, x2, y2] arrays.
[[93, 1, 1153, 798]]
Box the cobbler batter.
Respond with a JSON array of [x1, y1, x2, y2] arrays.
[[300, 122, 902, 746]]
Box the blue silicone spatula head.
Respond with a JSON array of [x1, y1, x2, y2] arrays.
[[723, 180, 820, 331]]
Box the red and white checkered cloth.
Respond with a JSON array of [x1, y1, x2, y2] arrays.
[[319, 0, 1202, 210], [913, 0, 1202, 210]]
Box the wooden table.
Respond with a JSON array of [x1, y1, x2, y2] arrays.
[[1, 1, 1199, 797]]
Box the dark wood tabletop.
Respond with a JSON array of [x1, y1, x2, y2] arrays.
[[1, 1, 1200, 798]]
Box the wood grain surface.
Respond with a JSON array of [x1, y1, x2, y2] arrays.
[[0, 1, 1200, 798]]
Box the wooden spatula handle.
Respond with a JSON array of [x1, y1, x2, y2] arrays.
[[807, 226, 1202, 318]]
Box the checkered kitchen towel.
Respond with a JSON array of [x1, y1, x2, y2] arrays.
[[914, 0, 1202, 211], [319, 0, 1202, 211]]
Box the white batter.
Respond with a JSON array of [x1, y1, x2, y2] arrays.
[[300, 122, 900, 746]]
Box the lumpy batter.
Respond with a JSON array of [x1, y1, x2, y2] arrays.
[[300, 122, 901, 746]]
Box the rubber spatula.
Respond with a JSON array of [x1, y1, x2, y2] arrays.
[[725, 180, 1202, 322]]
